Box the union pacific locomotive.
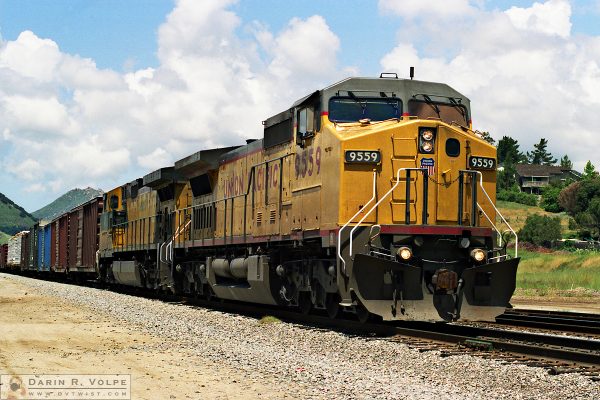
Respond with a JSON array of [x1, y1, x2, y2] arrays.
[[1, 74, 520, 322]]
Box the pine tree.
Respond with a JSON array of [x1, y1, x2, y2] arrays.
[[583, 161, 598, 180], [479, 131, 495, 145], [497, 136, 526, 165], [527, 138, 557, 165], [560, 155, 573, 169]]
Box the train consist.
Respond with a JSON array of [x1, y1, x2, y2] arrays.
[[0, 75, 520, 322]]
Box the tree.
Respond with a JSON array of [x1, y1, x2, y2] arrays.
[[560, 155, 573, 169], [497, 136, 526, 165], [527, 138, 557, 165], [583, 160, 598, 180], [558, 181, 582, 215], [497, 150, 519, 192], [559, 177, 600, 238], [479, 131, 496, 145], [518, 214, 562, 247], [540, 184, 563, 213]]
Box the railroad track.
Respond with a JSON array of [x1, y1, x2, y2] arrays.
[[4, 271, 600, 379], [495, 308, 600, 335]]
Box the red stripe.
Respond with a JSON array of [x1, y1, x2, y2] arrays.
[[321, 111, 329, 116], [380, 225, 493, 236], [402, 112, 410, 116]]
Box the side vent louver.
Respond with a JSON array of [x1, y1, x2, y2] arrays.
[[256, 211, 263, 226]]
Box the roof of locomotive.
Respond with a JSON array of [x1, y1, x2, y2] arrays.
[[313, 76, 471, 112]]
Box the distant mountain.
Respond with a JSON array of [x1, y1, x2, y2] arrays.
[[0, 192, 36, 240], [32, 187, 104, 221]]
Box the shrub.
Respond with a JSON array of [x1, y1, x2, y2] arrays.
[[541, 185, 563, 212], [497, 189, 538, 206], [518, 214, 562, 247]]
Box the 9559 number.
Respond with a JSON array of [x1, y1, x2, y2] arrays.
[[345, 150, 381, 164], [469, 156, 496, 170]]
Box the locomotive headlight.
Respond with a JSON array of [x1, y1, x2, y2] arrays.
[[397, 246, 413, 261], [421, 129, 434, 141], [470, 248, 486, 262], [421, 141, 434, 153]]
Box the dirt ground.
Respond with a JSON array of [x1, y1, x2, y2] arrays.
[[511, 294, 600, 314], [0, 276, 293, 400]]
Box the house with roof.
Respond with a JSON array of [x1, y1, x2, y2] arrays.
[[515, 164, 582, 194]]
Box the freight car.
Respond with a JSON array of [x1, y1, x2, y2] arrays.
[[7, 231, 29, 270], [0, 243, 7, 268], [92, 74, 519, 323]]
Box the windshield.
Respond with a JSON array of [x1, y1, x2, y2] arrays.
[[408, 98, 469, 125], [329, 96, 402, 123]]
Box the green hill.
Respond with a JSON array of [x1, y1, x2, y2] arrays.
[[32, 187, 104, 221], [0, 192, 36, 243]]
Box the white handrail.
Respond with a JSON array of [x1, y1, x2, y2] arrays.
[[477, 203, 503, 247], [468, 170, 518, 257], [349, 168, 422, 257], [337, 171, 377, 275]]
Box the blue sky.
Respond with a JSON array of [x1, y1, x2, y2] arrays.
[[1, 0, 600, 211]]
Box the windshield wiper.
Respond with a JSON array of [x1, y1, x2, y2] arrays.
[[347, 91, 367, 116], [421, 94, 441, 119], [448, 97, 468, 124]]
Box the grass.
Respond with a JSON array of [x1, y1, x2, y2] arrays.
[[0, 231, 9, 245], [513, 249, 600, 297], [496, 200, 572, 234], [258, 315, 281, 324]]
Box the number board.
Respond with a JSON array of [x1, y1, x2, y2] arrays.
[[469, 156, 496, 170], [345, 150, 381, 164]]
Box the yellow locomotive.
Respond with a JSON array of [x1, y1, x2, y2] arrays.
[[98, 74, 519, 322]]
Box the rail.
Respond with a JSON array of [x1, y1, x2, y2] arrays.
[[464, 170, 518, 257], [349, 168, 428, 258]]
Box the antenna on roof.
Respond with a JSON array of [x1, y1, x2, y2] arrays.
[[410, 67, 414, 80]]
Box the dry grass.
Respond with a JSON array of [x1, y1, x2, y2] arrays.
[[496, 200, 572, 233]]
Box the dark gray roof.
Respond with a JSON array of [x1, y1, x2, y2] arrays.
[[515, 164, 579, 178]]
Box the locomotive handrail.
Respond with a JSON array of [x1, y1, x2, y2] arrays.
[[337, 171, 377, 276], [463, 170, 518, 257], [348, 168, 427, 260]]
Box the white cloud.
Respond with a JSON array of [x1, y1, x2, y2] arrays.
[[378, 0, 477, 20], [380, 0, 600, 171], [8, 159, 42, 181], [505, 0, 572, 38], [137, 148, 172, 170], [0, 0, 347, 204]]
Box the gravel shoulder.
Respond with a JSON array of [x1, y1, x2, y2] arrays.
[[1, 273, 598, 400]]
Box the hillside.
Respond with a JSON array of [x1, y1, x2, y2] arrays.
[[496, 200, 571, 234], [32, 187, 104, 221], [0, 192, 36, 241]]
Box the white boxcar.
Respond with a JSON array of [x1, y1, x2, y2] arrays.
[[7, 231, 28, 268]]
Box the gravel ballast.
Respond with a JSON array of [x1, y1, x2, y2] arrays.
[[3, 273, 598, 400]]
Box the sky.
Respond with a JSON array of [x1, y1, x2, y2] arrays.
[[1, 0, 600, 211]]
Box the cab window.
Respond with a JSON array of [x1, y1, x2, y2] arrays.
[[297, 107, 314, 136], [408, 98, 469, 125]]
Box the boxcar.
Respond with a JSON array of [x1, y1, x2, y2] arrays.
[[0, 244, 7, 268]]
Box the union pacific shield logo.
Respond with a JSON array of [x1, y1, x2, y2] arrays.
[[420, 158, 435, 176]]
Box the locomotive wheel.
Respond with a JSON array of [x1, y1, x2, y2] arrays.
[[355, 300, 371, 324], [325, 293, 341, 319], [298, 291, 313, 315]]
